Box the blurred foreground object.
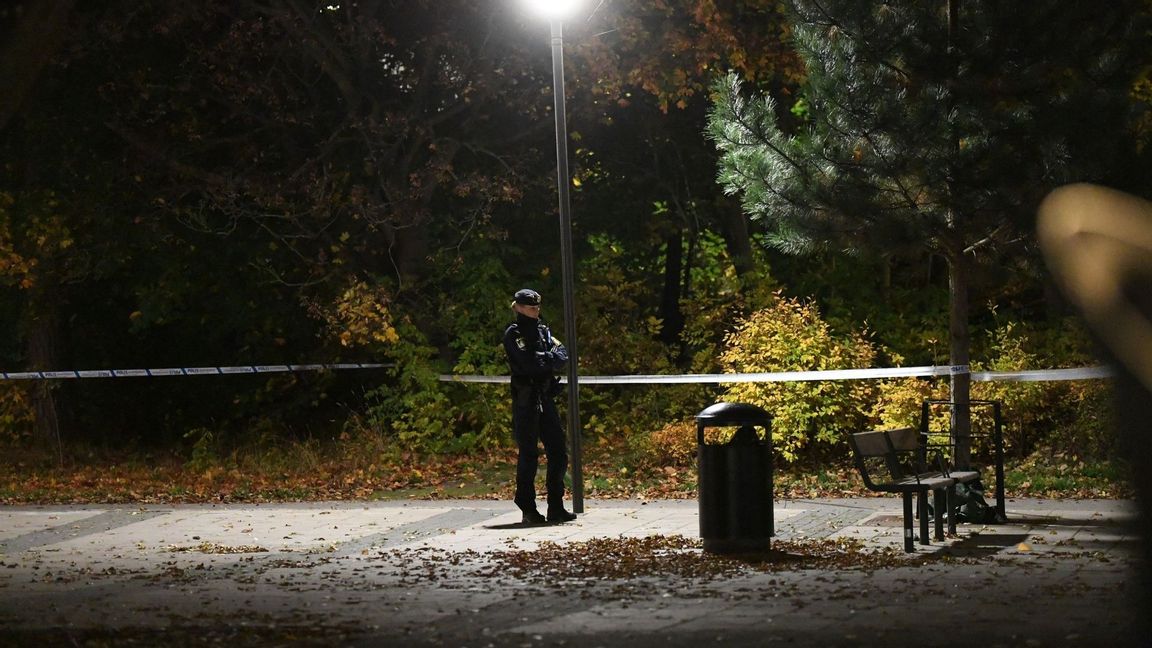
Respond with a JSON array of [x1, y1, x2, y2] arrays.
[[1038, 183, 1152, 639], [1038, 184, 1152, 393]]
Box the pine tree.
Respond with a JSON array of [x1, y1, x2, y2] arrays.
[[708, 0, 1146, 466]]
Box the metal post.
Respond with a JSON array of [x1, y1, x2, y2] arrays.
[[548, 19, 583, 513], [992, 400, 1007, 521]]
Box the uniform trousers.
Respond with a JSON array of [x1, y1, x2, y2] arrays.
[[512, 395, 568, 513]]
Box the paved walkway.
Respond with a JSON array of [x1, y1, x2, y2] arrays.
[[0, 498, 1145, 646]]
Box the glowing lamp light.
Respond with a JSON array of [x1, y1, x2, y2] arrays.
[[522, 0, 583, 20]]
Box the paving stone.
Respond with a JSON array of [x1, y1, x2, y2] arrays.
[[0, 498, 1144, 647]]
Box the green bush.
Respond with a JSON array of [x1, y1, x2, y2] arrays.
[[362, 306, 512, 455], [575, 234, 720, 442], [970, 321, 1054, 457], [720, 294, 878, 462], [872, 317, 1115, 463], [677, 233, 778, 374], [0, 383, 35, 444], [871, 375, 950, 431], [972, 319, 1113, 460], [339, 242, 520, 455]]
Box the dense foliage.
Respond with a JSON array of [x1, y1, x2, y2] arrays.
[[707, 0, 1148, 463], [720, 295, 878, 461], [0, 0, 1145, 477]]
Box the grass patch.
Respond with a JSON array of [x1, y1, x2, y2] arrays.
[[1003, 452, 1132, 498]]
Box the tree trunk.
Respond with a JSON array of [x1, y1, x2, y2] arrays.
[[717, 200, 755, 278], [947, 250, 972, 469], [26, 303, 66, 462], [387, 217, 430, 284], [380, 140, 460, 285], [659, 231, 684, 346], [946, 0, 970, 469]]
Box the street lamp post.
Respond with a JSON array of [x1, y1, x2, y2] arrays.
[[526, 0, 583, 513]]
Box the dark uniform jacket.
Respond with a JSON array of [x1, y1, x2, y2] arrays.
[[503, 314, 568, 407]]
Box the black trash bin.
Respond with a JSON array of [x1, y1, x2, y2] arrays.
[[696, 402, 773, 554]]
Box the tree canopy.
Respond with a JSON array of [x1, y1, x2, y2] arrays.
[[707, 0, 1148, 464], [0, 0, 1145, 463], [0, 0, 800, 447]]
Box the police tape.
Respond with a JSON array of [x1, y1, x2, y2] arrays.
[[0, 363, 390, 380], [438, 365, 1114, 385], [4, 363, 1111, 383]]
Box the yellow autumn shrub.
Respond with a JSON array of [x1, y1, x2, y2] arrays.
[[720, 293, 878, 462]]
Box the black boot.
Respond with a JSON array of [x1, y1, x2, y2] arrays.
[[522, 509, 547, 525], [547, 508, 577, 523]]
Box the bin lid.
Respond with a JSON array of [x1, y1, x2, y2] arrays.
[[695, 402, 771, 426]]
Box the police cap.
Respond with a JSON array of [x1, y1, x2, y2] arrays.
[[512, 288, 541, 306]]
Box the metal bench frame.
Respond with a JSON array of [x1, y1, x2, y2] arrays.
[[919, 399, 1007, 522], [848, 428, 979, 552]]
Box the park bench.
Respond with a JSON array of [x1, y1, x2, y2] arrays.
[[848, 428, 979, 552], [888, 427, 984, 531], [920, 399, 1007, 522]]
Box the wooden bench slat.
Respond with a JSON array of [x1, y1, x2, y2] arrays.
[[851, 430, 891, 456], [886, 427, 921, 452]]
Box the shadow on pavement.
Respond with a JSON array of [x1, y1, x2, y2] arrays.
[[940, 532, 1031, 557]]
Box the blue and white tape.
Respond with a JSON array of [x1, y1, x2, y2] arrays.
[[439, 365, 1114, 385], [1, 363, 389, 380], [3, 363, 1112, 383]]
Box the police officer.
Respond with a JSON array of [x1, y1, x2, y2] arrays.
[[504, 288, 577, 524]]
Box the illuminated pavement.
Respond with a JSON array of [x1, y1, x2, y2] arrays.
[[0, 498, 1144, 646]]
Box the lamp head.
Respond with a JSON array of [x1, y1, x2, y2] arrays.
[[523, 0, 583, 21]]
